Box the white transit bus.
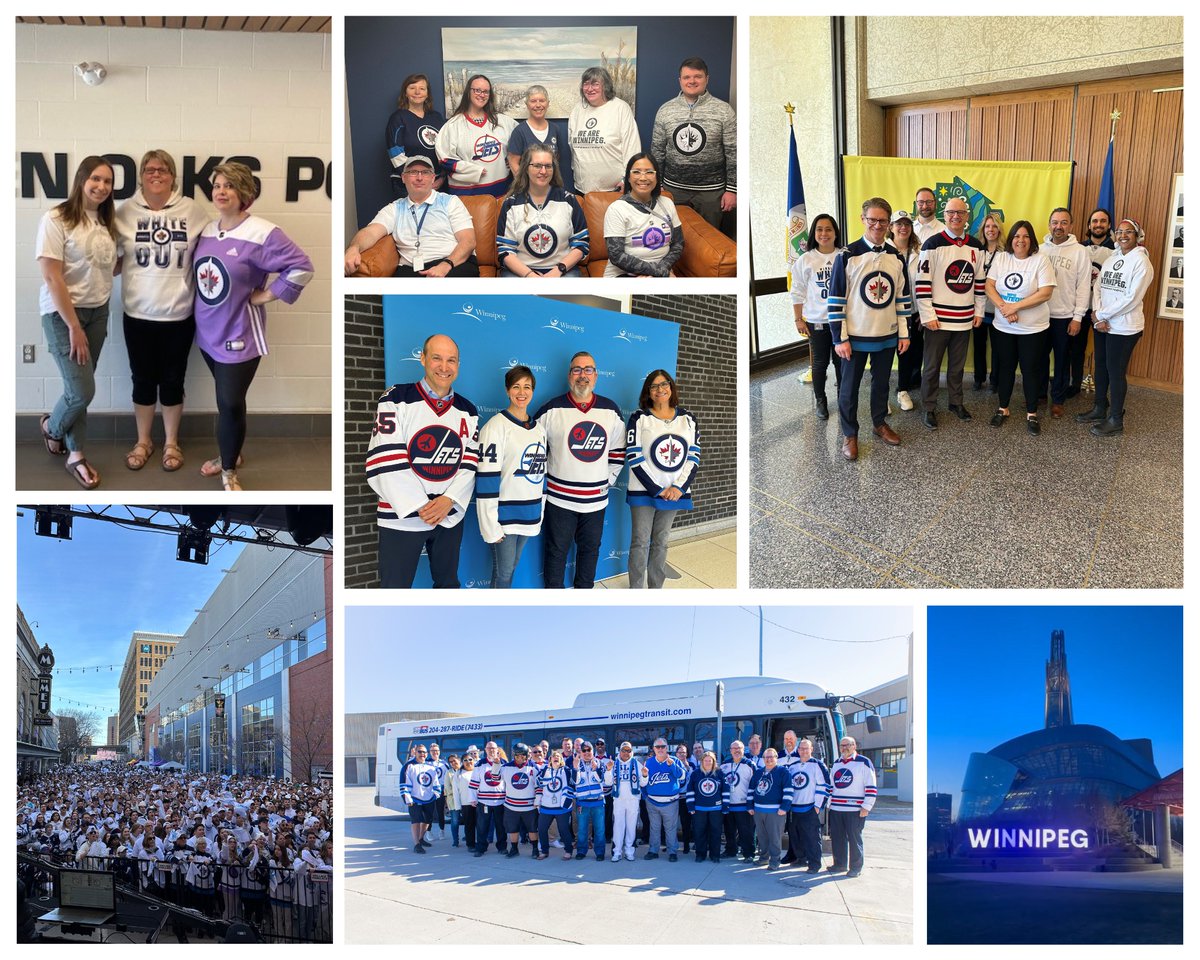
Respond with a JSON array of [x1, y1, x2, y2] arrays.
[[376, 675, 874, 813]]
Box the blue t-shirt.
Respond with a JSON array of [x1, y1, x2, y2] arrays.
[[508, 119, 574, 193]]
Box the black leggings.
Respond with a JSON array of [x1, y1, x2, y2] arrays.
[[201, 351, 261, 470], [124, 313, 195, 406]]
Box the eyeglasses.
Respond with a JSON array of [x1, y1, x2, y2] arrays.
[[143, 166, 171, 176], [406, 168, 433, 177], [469, 87, 491, 95], [863, 217, 888, 227], [649, 381, 672, 391], [945, 209, 968, 218], [529, 163, 554, 171], [653, 744, 668, 750], [581, 747, 593, 752], [582, 80, 602, 88], [569, 365, 596, 376], [630, 168, 657, 178]]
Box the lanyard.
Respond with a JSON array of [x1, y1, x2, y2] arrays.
[[409, 203, 430, 248]]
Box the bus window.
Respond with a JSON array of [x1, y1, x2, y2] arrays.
[[612, 725, 686, 753], [547, 730, 607, 752], [425, 735, 478, 757], [762, 716, 832, 762], [695, 719, 754, 758]]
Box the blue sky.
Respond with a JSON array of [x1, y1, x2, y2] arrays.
[[346, 605, 912, 716], [17, 508, 245, 720], [927, 606, 1183, 817]]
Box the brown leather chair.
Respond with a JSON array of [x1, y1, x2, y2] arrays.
[[351, 194, 500, 278]]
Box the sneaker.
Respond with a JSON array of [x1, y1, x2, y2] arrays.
[[645, 852, 659, 860], [669, 853, 678, 862], [612, 853, 622, 862], [413, 844, 425, 854], [767, 863, 779, 871], [897, 390, 914, 411], [625, 853, 636, 862], [575, 851, 586, 860], [550, 839, 565, 849]]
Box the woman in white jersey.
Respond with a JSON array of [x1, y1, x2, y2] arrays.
[[791, 213, 843, 418]]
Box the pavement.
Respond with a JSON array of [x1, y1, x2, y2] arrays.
[[344, 787, 913, 944]]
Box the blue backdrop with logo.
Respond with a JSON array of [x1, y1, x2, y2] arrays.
[[381, 295, 680, 588]]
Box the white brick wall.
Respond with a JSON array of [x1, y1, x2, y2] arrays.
[[15, 24, 332, 416]]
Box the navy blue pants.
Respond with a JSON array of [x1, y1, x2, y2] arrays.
[[475, 804, 507, 854], [838, 347, 897, 438], [829, 811, 865, 872], [692, 808, 723, 859], [378, 523, 464, 589], [787, 807, 823, 868], [1093, 328, 1142, 420]]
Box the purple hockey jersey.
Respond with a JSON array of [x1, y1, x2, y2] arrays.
[[192, 215, 313, 362]]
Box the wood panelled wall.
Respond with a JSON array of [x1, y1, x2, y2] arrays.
[[885, 72, 1183, 389]]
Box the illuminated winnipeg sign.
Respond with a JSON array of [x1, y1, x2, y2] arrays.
[[966, 827, 1090, 851]]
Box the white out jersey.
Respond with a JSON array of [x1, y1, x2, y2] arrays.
[[475, 411, 547, 542]]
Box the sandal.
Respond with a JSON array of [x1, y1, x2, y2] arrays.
[[161, 443, 184, 472], [125, 441, 154, 471], [40, 415, 66, 456], [222, 469, 243, 491], [200, 454, 244, 477], [66, 457, 100, 489]]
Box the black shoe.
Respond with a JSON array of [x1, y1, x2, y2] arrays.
[[575, 851, 586, 860], [695, 853, 705, 863], [532, 847, 540, 858], [949, 404, 972, 421], [669, 853, 678, 862], [815, 395, 829, 420], [473, 851, 484, 857], [807, 864, 821, 873], [506, 847, 519, 858], [596, 852, 605, 861], [711, 856, 721, 864], [1026, 415, 1040, 435], [989, 409, 1007, 428], [846, 870, 862, 878], [780, 854, 796, 865], [974, 380, 986, 390], [922, 411, 938, 430], [1091, 416, 1124, 436], [645, 851, 659, 860], [414, 844, 425, 854], [1075, 405, 1108, 423]]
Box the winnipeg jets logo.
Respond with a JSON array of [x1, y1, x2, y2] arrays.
[[673, 122, 706, 155], [473, 134, 501, 162], [519, 442, 547, 482], [418, 125, 438, 149], [524, 223, 557, 257], [833, 769, 855, 789], [792, 770, 809, 789], [152, 227, 172, 245], [650, 433, 687, 471], [408, 425, 463, 481], [756, 778, 771, 795], [860, 271, 895, 309], [1004, 273, 1023, 291], [698, 778, 718, 797], [568, 421, 607, 462], [945, 260, 976, 293], [194, 256, 230, 306], [417, 771, 434, 788], [641, 226, 666, 250]]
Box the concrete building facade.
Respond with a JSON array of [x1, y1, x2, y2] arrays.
[[117, 631, 178, 756]]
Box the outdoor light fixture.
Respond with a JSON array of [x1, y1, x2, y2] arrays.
[[74, 61, 107, 85], [177, 527, 212, 565], [285, 505, 331, 547], [186, 507, 224, 530], [33, 506, 73, 540]]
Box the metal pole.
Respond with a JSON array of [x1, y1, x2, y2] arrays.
[[759, 605, 763, 676]]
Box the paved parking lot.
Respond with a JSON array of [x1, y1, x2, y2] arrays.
[[344, 786, 912, 944]]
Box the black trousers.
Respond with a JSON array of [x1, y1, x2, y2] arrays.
[[475, 805, 506, 853], [829, 811, 866, 872], [896, 315, 924, 392], [692, 809, 723, 859], [837, 347, 897, 437], [461, 804, 477, 849], [394, 254, 480, 278], [378, 523, 465, 588], [993, 328, 1049, 414], [1068, 314, 1093, 391], [200, 351, 261, 470], [124, 313, 194, 406], [972, 320, 995, 387], [1093, 328, 1142, 420], [1045, 316, 1077, 404], [723, 810, 755, 858], [434, 794, 447, 830], [542, 502, 606, 589], [787, 807, 823, 868], [807, 324, 842, 398]]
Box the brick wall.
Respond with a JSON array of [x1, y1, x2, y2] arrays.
[[343, 294, 737, 584]]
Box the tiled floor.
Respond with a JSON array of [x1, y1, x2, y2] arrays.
[[15, 437, 332, 492], [598, 527, 736, 589], [750, 361, 1183, 589]]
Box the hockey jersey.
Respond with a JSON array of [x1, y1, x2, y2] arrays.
[[366, 381, 480, 532], [533, 393, 626, 514], [535, 765, 575, 812], [828, 754, 877, 813], [469, 761, 506, 808], [625, 408, 699, 510], [497, 188, 589, 272], [386, 107, 445, 196], [435, 112, 518, 197], [401, 761, 442, 806], [192, 216, 313, 362], [650, 91, 737, 194], [790, 248, 838, 324], [1093, 245, 1154, 335], [572, 760, 613, 807], [498, 761, 539, 811], [915, 231, 987, 331], [748, 766, 794, 813], [475, 411, 547, 543], [643, 757, 686, 806], [828, 238, 911, 349], [1039, 234, 1092, 320], [115, 188, 212, 321], [686, 769, 729, 812], [720, 756, 757, 811], [777, 753, 831, 813], [568, 98, 642, 194]]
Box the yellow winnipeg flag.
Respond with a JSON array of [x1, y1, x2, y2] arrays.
[[842, 156, 1074, 242]]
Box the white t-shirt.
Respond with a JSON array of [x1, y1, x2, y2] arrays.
[[36, 208, 117, 315], [987, 251, 1056, 334], [603, 195, 682, 277], [369, 192, 474, 267], [568, 98, 641, 194]]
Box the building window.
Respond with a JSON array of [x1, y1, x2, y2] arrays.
[[240, 697, 276, 777], [880, 747, 906, 769]]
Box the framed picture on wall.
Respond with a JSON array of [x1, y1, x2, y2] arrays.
[[1159, 172, 1184, 320]]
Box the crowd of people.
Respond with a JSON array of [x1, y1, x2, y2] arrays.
[[34, 153, 314, 491], [398, 733, 877, 875], [347, 57, 736, 278], [792, 191, 1153, 461], [17, 764, 332, 940], [366, 335, 699, 590]]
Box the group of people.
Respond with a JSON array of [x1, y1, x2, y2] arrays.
[[399, 733, 876, 875], [17, 765, 332, 939], [35, 153, 314, 490], [347, 58, 735, 278], [792, 189, 1153, 461], [366, 334, 699, 590]]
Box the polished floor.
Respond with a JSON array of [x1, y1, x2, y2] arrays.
[[750, 361, 1183, 589], [598, 526, 736, 589]]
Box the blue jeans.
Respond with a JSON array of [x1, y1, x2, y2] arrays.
[[42, 304, 109, 452], [447, 808, 461, 846], [490, 535, 529, 589], [575, 804, 606, 855]]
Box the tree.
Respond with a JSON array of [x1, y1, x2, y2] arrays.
[[56, 708, 100, 763], [282, 697, 332, 782]]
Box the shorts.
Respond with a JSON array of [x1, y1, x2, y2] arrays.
[[505, 807, 537, 835], [408, 800, 435, 824]]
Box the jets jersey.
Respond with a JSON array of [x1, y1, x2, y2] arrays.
[[498, 761, 540, 811], [497, 188, 589, 272], [401, 761, 442, 806], [625, 408, 699, 510], [747, 766, 794, 814], [650, 91, 737, 194], [366, 381, 480, 532], [777, 752, 831, 813], [572, 760, 613, 807], [685, 769, 729, 812], [385, 107, 444, 195], [1093, 245, 1154, 335], [915, 232, 987, 331], [469, 761, 506, 808], [435, 112, 518, 197], [720, 756, 757, 811], [535, 765, 575, 812], [568, 97, 642, 194], [828, 754, 877, 813], [603, 195, 682, 278], [475, 411, 547, 543], [533, 393, 626, 514], [790, 248, 838, 324], [828, 238, 911, 350], [115, 188, 212, 321]]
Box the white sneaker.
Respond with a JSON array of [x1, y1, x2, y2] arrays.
[[612, 853, 622, 862], [625, 853, 636, 861], [897, 390, 914, 411], [551, 839, 564, 848]]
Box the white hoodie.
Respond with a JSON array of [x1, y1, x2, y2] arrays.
[[1040, 232, 1092, 321], [115, 187, 212, 321], [1093, 245, 1154, 335]]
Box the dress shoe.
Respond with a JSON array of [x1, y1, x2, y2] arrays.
[[989, 409, 1008, 428], [815, 395, 829, 420], [873, 423, 901, 446], [1091, 416, 1124, 436], [922, 411, 938, 430], [1026, 415, 1040, 435], [948, 404, 972, 421], [1075, 405, 1108, 423], [1051, 403, 1064, 418], [842, 436, 858, 461]]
